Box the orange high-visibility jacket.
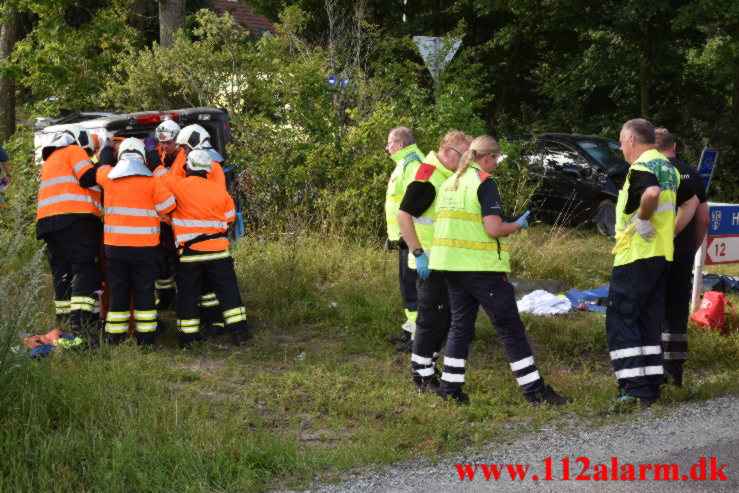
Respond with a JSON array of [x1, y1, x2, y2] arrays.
[[158, 145, 185, 169], [155, 165, 235, 252], [165, 155, 226, 188], [36, 145, 102, 221], [96, 166, 176, 247]]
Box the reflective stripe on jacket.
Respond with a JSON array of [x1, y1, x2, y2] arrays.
[[385, 144, 424, 241], [612, 149, 679, 267], [36, 145, 101, 221], [96, 166, 176, 247], [170, 155, 226, 188], [429, 163, 510, 272], [406, 151, 453, 269], [155, 165, 235, 253]]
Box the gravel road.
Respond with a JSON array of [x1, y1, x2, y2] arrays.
[[302, 395, 737, 492]]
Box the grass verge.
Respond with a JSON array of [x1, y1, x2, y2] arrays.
[[1, 225, 737, 492]]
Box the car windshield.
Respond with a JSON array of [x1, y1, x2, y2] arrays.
[[577, 139, 625, 171]]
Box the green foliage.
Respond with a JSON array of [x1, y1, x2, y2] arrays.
[[7, 0, 141, 112]]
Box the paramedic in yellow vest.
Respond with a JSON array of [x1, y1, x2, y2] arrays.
[[607, 119, 680, 406], [428, 135, 571, 406], [396, 130, 471, 392], [384, 127, 423, 352]]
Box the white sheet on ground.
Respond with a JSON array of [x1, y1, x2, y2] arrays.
[[516, 289, 571, 315]]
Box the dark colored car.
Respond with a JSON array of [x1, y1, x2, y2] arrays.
[[508, 133, 628, 237]]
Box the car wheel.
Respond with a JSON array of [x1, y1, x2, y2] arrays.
[[594, 199, 616, 239]]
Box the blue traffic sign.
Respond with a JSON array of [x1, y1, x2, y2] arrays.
[[708, 203, 739, 237], [698, 148, 718, 191]]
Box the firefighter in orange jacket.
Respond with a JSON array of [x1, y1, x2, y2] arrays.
[[161, 124, 229, 336], [155, 150, 250, 347], [96, 138, 176, 345], [151, 119, 183, 311], [36, 125, 102, 338]]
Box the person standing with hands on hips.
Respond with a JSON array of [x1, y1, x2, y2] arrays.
[[429, 135, 572, 406]]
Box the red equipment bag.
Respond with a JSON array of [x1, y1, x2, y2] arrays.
[[690, 291, 736, 336]]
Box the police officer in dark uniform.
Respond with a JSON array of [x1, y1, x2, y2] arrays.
[[655, 128, 710, 387]]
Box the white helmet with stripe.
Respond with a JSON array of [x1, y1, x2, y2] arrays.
[[155, 119, 181, 142]]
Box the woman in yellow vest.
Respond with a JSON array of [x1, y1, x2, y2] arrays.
[[429, 135, 571, 405]]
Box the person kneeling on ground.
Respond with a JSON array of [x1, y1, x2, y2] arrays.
[[428, 135, 572, 406], [155, 150, 250, 348]]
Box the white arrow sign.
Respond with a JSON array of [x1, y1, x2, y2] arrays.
[[706, 236, 739, 264], [413, 36, 461, 83]]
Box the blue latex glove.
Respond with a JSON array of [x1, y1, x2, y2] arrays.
[[515, 210, 531, 229], [415, 252, 431, 280]]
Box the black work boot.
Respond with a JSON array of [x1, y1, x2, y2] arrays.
[[179, 332, 200, 349], [526, 385, 573, 406], [414, 374, 440, 393], [105, 333, 126, 345], [436, 388, 470, 405], [390, 330, 411, 344], [136, 332, 157, 346], [232, 330, 252, 347], [663, 363, 683, 388], [395, 338, 413, 353]]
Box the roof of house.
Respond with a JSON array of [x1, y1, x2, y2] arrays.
[[212, 0, 275, 34]]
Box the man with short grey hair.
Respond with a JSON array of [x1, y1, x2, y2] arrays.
[[384, 127, 424, 352], [606, 118, 680, 406]]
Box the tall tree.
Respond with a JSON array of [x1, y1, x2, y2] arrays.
[[0, 8, 19, 137], [159, 0, 186, 48]]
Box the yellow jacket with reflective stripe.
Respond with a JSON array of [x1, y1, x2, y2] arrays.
[[406, 151, 454, 269], [385, 144, 423, 241], [429, 163, 510, 272], [612, 149, 679, 266]]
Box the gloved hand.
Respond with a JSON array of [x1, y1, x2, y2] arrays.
[[98, 142, 116, 166], [145, 148, 162, 171], [633, 218, 656, 242], [415, 252, 431, 280], [515, 210, 531, 229], [143, 137, 159, 152]]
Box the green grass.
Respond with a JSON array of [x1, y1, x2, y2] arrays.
[[1, 225, 737, 492]]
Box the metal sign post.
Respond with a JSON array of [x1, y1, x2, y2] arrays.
[[413, 36, 461, 100], [691, 202, 739, 311]]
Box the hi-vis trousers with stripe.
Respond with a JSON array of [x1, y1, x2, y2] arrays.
[[175, 250, 248, 338], [606, 256, 669, 399], [661, 248, 693, 377], [104, 245, 159, 337], [43, 217, 101, 329], [440, 271, 546, 397]]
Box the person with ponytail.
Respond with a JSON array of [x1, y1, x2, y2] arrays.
[[428, 135, 572, 405]]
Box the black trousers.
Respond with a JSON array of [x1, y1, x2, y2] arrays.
[[662, 249, 693, 376], [441, 271, 545, 396], [175, 253, 247, 337], [155, 223, 177, 310], [104, 246, 158, 335], [398, 245, 418, 327], [606, 257, 669, 399], [43, 219, 101, 328], [411, 271, 451, 382]]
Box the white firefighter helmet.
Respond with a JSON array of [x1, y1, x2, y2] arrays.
[[176, 124, 210, 150], [186, 149, 213, 173], [117, 137, 146, 160], [155, 119, 181, 142], [108, 138, 151, 179], [62, 124, 94, 154]]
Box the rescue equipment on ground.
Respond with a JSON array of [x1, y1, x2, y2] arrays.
[[690, 291, 735, 336]]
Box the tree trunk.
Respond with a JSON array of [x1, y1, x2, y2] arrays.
[[639, 21, 652, 119], [493, 33, 523, 118], [0, 9, 18, 138], [159, 0, 186, 48]]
